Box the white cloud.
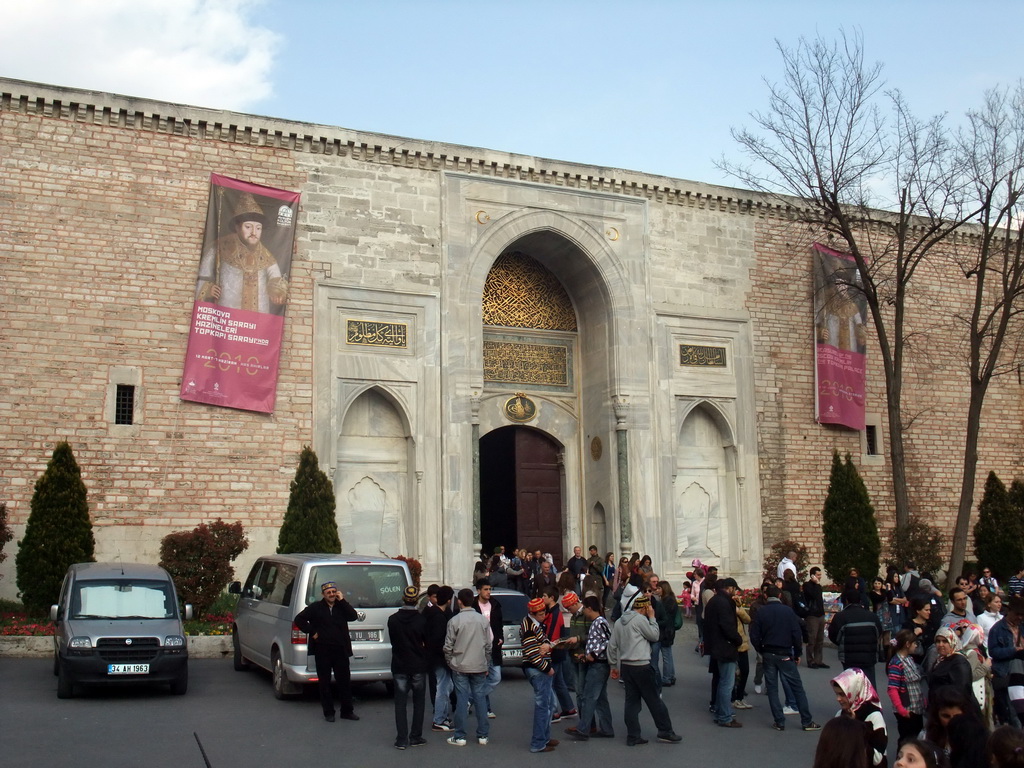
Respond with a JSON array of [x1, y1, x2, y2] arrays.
[[0, 0, 279, 111]]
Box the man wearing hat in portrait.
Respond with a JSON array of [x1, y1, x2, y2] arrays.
[[294, 580, 360, 722], [387, 585, 429, 749], [195, 191, 289, 313]]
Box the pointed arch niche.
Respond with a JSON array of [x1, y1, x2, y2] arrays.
[[672, 402, 739, 561], [335, 387, 413, 557]]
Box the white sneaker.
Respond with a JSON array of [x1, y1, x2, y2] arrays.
[[487, 711, 496, 719], [447, 736, 467, 747], [478, 737, 489, 745], [754, 684, 763, 694], [783, 706, 799, 716], [732, 700, 753, 710]]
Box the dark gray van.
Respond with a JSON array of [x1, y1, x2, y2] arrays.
[[229, 554, 412, 698], [50, 562, 192, 698]]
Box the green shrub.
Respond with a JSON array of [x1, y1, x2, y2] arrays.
[[974, 471, 1024, 582], [888, 516, 945, 576], [277, 446, 341, 554], [15, 442, 95, 612], [822, 451, 881, 583], [160, 520, 248, 617], [761, 539, 811, 583]]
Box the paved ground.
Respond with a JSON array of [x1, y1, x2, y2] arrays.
[[1, 621, 900, 768]]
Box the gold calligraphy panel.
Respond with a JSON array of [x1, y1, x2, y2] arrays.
[[484, 340, 569, 386], [346, 319, 408, 348], [482, 252, 578, 331], [679, 344, 727, 367]]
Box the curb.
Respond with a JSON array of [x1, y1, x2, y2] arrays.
[[0, 635, 232, 659]]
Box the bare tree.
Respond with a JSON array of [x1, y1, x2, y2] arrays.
[[947, 84, 1024, 581], [720, 31, 970, 532]]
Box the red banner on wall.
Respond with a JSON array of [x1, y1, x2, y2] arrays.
[[812, 242, 867, 430], [180, 174, 300, 413]]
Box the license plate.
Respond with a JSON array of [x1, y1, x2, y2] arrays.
[[349, 629, 381, 642], [108, 664, 150, 675], [502, 648, 523, 659]]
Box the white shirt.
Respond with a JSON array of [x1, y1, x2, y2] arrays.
[[777, 557, 796, 580]]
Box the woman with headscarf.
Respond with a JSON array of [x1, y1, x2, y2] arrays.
[[953, 621, 993, 726], [832, 668, 889, 768], [928, 626, 976, 709]]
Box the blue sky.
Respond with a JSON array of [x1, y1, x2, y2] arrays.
[[1, 1, 1017, 188]]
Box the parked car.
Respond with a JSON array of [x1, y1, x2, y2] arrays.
[[50, 562, 192, 698], [487, 588, 531, 666], [229, 554, 412, 698]]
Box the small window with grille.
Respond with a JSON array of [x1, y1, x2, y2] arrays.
[[865, 424, 879, 455], [114, 384, 135, 425]]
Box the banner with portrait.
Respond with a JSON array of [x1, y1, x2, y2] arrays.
[[180, 174, 300, 413], [812, 242, 867, 430]]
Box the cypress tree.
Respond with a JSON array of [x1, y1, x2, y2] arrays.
[[277, 446, 341, 554], [974, 471, 1024, 581], [822, 451, 881, 583], [16, 442, 95, 612]]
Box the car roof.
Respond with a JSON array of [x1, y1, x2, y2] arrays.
[[254, 554, 409, 566], [70, 562, 171, 581]]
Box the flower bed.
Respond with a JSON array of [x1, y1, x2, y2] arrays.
[[2, 610, 234, 636]]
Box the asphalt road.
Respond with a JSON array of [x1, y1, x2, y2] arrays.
[[0, 623, 899, 768]]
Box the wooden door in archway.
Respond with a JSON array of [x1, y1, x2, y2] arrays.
[[480, 426, 564, 568]]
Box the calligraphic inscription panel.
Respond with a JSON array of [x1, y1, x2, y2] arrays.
[[484, 340, 569, 386], [346, 319, 408, 348], [679, 344, 727, 367], [482, 252, 578, 331]]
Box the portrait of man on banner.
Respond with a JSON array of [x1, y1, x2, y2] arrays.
[[812, 242, 868, 430], [180, 174, 300, 414], [195, 186, 293, 315]]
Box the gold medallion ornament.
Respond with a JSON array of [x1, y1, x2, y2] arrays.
[[504, 393, 537, 423], [590, 436, 603, 461]]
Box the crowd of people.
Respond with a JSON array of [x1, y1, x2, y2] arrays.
[[295, 548, 1024, 765]]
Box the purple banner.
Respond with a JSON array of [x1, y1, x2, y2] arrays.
[[180, 175, 300, 413], [813, 243, 867, 430]]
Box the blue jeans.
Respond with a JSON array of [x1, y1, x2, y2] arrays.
[[659, 643, 676, 683], [650, 641, 663, 693], [484, 661, 501, 712], [577, 662, 614, 735], [524, 666, 554, 752], [452, 670, 489, 741], [762, 652, 814, 727], [551, 656, 574, 712], [714, 659, 737, 724], [432, 664, 453, 726], [393, 672, 425, 744]]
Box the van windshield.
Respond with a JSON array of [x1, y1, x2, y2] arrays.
[[71, 580, 177, 619], [306, 565, 408, 609]]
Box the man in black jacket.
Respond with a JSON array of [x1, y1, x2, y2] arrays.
[[294, 580, 360, 722], [827, 588, 883, 690], [802, 567, 829, 668], [749, 585, 822, 732], [473, 581, 503, 719], [388, 586, 429, 749], [426, 585, 455, 732], [703, 577, 743, 728]]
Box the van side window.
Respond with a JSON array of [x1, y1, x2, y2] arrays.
[[243, 562, 263, 600], [267, 564, 297, 606], [255, 564, 280, 603]]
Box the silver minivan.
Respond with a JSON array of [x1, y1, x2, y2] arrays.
[[50, 562, 192, 698], [229, 554, 412, 698]]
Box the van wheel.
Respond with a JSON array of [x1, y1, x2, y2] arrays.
[[232, 627, 250, 671], [170, 666, 189, 695], [272, 652, 291, 700], [56, 661, 74, 699]]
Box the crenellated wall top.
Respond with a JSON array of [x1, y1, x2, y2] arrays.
[[0, 76, 801, 218]]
